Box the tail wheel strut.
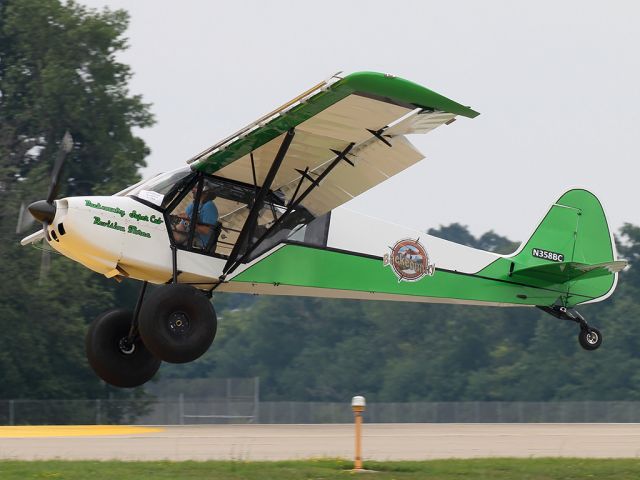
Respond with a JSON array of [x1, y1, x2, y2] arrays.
[[538, 305, 603, 351]]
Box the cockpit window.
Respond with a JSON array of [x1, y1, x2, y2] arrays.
[[130, 169, 326, 261], [127, 166, 195, 209]]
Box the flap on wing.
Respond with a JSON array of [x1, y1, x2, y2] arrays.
[[385, 109, 456, 136], [512, 260, 628, 283], [275, 134, 424, 216]]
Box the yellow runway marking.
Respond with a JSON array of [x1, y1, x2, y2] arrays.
[[0, 425, 163, 438]]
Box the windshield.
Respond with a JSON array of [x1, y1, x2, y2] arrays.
[[128, 166, 195, 208], [113, 174, 160, 197]]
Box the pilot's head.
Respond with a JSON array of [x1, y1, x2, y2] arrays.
[[192, 184, 216, 201]]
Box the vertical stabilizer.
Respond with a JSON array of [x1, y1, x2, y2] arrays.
[[510, 189, 618, 305]]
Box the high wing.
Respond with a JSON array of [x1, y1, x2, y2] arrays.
[[190, 72, 477, 213], [187, 71, 479, 270]]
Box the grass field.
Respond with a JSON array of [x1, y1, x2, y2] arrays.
[[1, 458, 640, 479]]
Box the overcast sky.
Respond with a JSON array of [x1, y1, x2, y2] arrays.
[[80, 0, 639, 242]]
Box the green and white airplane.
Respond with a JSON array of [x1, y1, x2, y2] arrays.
[[23, 72, 627, 388]]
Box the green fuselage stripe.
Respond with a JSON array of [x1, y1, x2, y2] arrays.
[[231, 244, 600, 307]]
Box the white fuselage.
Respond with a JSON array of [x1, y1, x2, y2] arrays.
[[45, 194, 503, 291]]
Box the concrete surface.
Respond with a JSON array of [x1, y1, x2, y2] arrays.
[[1, 424, 639, 461]]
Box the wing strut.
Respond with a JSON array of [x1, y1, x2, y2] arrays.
[[222, 142, 356, 278], [223, 128, 296, 274], [288, 143, 355, 208]]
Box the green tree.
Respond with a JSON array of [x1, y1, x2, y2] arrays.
[[0, 0, 154, 401], [617, 224, 640, 285], [0, 0, 153, 201], [428, 223, 478, 248]]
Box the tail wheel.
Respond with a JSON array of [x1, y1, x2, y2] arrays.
[[138, 284, 217, 364], [578, 327, 602, 351], [85, 309, 161, 388]]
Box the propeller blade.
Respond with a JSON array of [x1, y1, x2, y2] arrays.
[[46, 130, 73, 204], [39, 239, 52, 284], [16, 201, 36, 234]]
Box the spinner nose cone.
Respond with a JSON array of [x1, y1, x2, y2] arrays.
[[28, 200, 56, 224]]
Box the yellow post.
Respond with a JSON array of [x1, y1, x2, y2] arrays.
[[351, 396, 366, 471]]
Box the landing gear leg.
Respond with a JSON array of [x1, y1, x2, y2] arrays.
[[538, 305, 603, 351], [128, 281, 148, 342]]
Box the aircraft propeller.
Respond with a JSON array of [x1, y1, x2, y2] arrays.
[[20, 131, 73, 282], [28, 131, 73, 225]]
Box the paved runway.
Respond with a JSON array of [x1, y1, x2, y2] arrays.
[[1, 424, 640, 461]]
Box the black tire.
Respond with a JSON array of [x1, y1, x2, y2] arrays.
[[138, 284, 217, 364], [578, 327, 602, 351], [85, 309, 161, 388]]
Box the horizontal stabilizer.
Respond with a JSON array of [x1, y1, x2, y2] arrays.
[[513, 260, 628, 284]]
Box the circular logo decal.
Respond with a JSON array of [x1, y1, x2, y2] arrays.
[[383, 238, 435, 282]]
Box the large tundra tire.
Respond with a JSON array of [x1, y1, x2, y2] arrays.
[[85, 309, 161, 388], [138, 284, 217, 363]]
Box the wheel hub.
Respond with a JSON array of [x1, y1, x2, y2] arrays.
[[118, 337, 136, 355], [168, 311, 190, 336], [586, 331, 599, 344]]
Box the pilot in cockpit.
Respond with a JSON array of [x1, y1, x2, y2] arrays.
[[173, 184, 219, 249]]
